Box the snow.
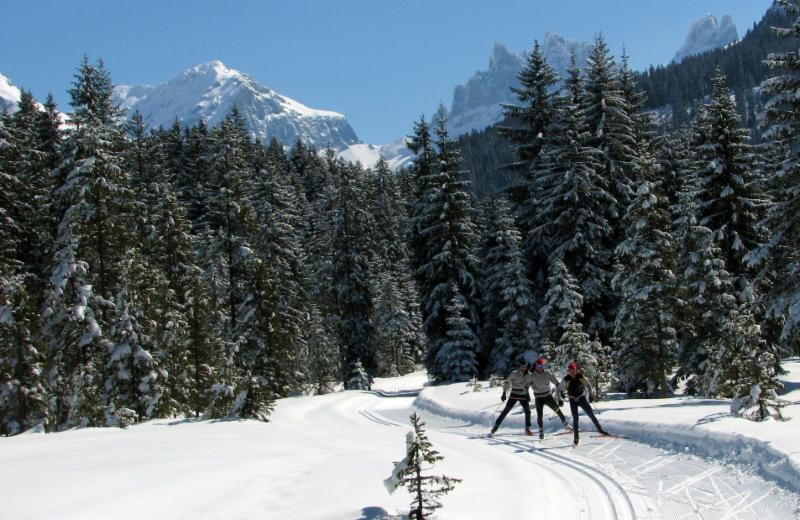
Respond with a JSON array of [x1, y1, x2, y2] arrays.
[[1, 367, 799, 519], [336, 139, 414, 170], [0, 73, 21, 113], [112, 61, 359, 150]]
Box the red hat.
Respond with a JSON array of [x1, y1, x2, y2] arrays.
[[567, 361, 577, 371], [535, 358, 545, 367]]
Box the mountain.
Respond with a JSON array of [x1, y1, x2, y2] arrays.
[[113, 61, 359, 151], [446, 33, 593, 137], [673, 14, 739, 63], [638, 5, 792, 131], [0, 73, 21, 114], [336, 139, 414, 170]]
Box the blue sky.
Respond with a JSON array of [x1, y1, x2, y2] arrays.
[[1, 0, 775, 143]]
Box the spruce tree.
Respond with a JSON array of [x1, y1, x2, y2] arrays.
[[415, 115, 482, 381], [436, 286, 479, 382], [539, 260, 583, 352], [331, 161, 377, 388], [385, 413, 461, 519], [530, 84, 614, 336], [748, 0, 800, 344], [693, 68, 768, 304], [501, 40, 559, 170], [480, 197, 539, 375], [42, 56, 130, 429]]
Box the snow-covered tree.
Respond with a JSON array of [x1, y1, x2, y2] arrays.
[[747, 0, 800, 345], [435, 286, 479, 382], [693, 68, 768, 305], [501, 40, 559, 170], [539, 260, 583, 346], [707, 304, 782, 418], [580, 35, 637, 226], [480, 197, 539, 375], [613, 145, 679, 396], [529, 81, 614, 337], [385, 413, 461, 519], [416, 114, 482, 381], [42, 56, 131, 429], [331, 162, 378, 387]]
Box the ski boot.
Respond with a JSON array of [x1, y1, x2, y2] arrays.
[[489, 426, 498, 437], [539, 429, 544, 440], [525, 428, 534, 436]]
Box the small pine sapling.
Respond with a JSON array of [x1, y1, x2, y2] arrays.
[[466, 377, 483, 392], [384, 413, 461, 519]]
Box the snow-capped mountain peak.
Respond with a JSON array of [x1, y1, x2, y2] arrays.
[[113, 61, 359, 150], [673, 14, 738, 63]]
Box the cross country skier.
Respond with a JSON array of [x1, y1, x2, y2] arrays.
[[561, 361, 608, 445], [530, 357, 570, 439], [490, 361, 534, 436]]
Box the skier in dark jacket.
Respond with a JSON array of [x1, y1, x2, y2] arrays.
[[530, 357, 570, 439], [561, 361, 607, 445], [490, 362, 534, 436]]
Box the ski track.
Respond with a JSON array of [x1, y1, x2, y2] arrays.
[[365, 390, 800, 520]]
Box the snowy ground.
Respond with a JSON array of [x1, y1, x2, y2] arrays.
[[1, 364, 799, 519]]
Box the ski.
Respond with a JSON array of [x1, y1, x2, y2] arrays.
[[590, 433, 625, 440], [553, 430, 581, 437]]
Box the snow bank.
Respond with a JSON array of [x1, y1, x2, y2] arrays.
[[415, 359, 800, 491]]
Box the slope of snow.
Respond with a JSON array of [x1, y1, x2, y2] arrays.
[[113, 61, 360, 150], [2, 365, 799, 519], [674, 14, 739, 63], [336, 139, 414, 171], [416, 358, 800, 492], [0, 73, 21, 114]]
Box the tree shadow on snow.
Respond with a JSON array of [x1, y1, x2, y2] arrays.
[[357, 506, 405, 519]]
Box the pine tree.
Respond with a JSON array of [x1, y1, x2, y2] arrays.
[[708, 304, 782, 420], [539, 260, 584, 349], [408, 116, 437, 298], [693, 68, 768, 304], [42, 56, 131, 429], [500, 40, 559, 170], [416, 115, 482, 381], [480, 197, 539, 375], [530, 88, 614, 336], [748, 0, 800, 344], [331, 161, 377, 387], [580, 35, 637, 227], [105, 249, 166, 425], [0, 96, 50, 434], [201, 108, 257, 418], [375, 278, 417, 376], [613, 143, 679, 396], [436, 286, 479, 382], [244, 159, 308, 399], [385, 413, 461, 519]]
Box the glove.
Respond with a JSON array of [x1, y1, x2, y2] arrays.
[[501, 391, 507, 402]]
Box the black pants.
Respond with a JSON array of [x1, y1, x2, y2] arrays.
[[494, 394, 531, 429], [534, 394, 566, 429], [569, 396, 602, 439]]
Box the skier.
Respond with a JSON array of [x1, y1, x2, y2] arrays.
[[561, 361, 608, 445], [530, 357, 570, 439], [490, 361, 534, 436]]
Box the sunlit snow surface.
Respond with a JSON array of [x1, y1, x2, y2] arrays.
[[1, 365, 798, 519]]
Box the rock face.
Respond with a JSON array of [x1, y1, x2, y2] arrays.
[[673, 14, 738, 63], [0, 73, 21, 114], [446, 34, 592, 137], [113, 61, 360, 150]]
